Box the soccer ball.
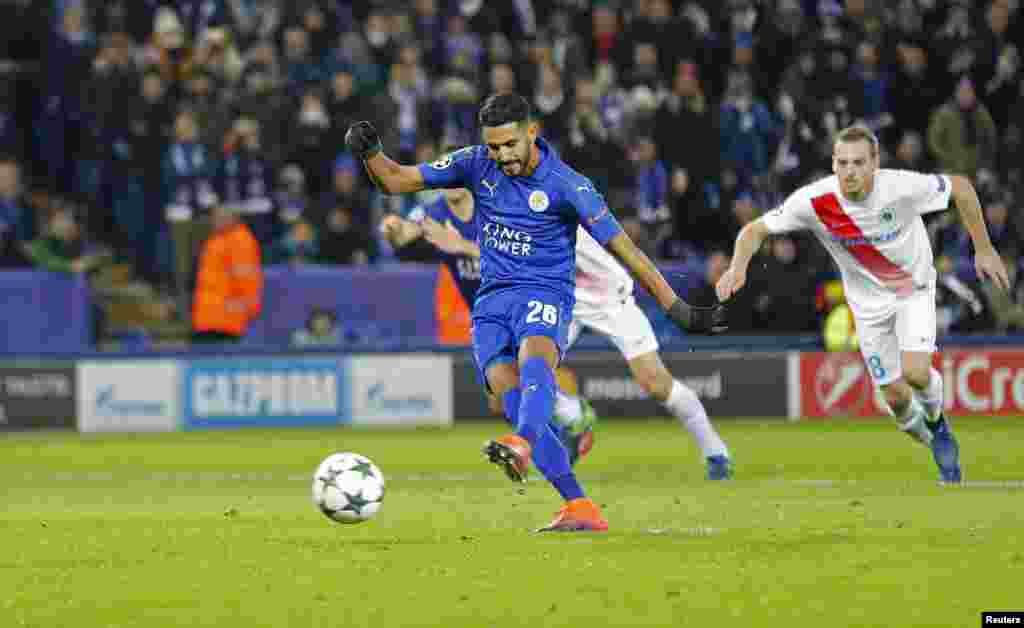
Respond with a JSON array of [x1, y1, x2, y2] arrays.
[[312, 452, 385, 524]]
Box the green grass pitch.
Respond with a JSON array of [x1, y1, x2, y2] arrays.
[[2, 417, 1022, 627]]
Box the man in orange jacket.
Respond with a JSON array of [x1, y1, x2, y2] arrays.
[[191, 202, 262, 343]]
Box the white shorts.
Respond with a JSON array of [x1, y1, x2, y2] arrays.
[[567, 297, 660, 361], [855, 289, 937, 386]]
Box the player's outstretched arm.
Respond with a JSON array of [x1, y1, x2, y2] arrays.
[[345, 121, 425, 194], [379, 215, 424, 249], [717, 218, 770, 302], [604, 232, 727, 334], [421, 218, 480, 258], [949, 175, 1012, 292]]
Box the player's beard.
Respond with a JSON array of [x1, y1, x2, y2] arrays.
[[500, 159, 522, 175]]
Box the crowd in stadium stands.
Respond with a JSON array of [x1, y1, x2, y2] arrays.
[[0, 0, 1022, 336]]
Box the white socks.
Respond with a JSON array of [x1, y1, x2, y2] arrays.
[[664, 380, 729, 458], [916, 368, 944, 422], [898, 397, 933, 446]]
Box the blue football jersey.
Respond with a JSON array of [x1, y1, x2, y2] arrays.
[[407, 196, 480, 306], [417, 138, 622, 302]]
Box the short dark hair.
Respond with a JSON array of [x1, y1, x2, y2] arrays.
[[477, 93, 531, 128]]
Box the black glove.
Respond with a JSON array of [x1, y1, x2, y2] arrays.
[[345, 120, 382, 160], [667, 298, 728, 335]]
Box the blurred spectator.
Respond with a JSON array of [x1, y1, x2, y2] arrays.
[[38, 3, 95, 196], [267, 219, 318, 266], [413, 0, 445, 75], [630, 137, 670, 245], [851, 40, 892, 135], [282, 26, 325, 94], [317, 155, 370, 230], [435, 76, 480, 149], [291, 306, 342, 347], [283, 2, 339, 61], [119, 71, 174, 283], [688, 249, 734, 311], [23, 206, 110, 275], [656, 60, 718, 250], [164, 108, 218, 304], [183, 67, 231, 152], [191, 201, 262, 344], [0, 158, 34, 243], [773, 90, 829, 193], [442, 14, 483, 81], [489, 62, 518, 96], [888, 43, 943, 144], [235, 42, 289, 163], [935, 254, 997, 334], [318, 205, 371, 266], [562, 75, 626, 200], [585, 3, 628, 75], [192, 26, 244, 89], [748, 235, 818, 332], [719, 71, 779, 193], [533, 63, 569, 148], [325, 68, 366, 151], [888, 130, 929, 172], [284, 88, 333, 198], [978, 2, 1018, 131], [381, 52, 433, 164], [217, 116, 278, 245], [0, 158, 32, 268], [621, 41, 664, 93], [143, 7, 188, 85], [168, 0, 229, 44], [927, 76, 998, 181], [546, 9, 588, 80], [274, 164, 308, 226]]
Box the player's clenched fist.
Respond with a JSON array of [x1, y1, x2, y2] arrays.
[[715, 267, 746, 303], [345, 120, 382, 159]]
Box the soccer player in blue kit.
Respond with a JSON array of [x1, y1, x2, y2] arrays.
[[380, 184, 598, 464], [346, 94, 725, 532]]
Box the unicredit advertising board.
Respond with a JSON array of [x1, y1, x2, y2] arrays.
[[797, 350, 1024, 417]]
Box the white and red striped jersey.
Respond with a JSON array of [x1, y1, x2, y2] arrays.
[[762, 169, 952, 320], [574, 226, 634, 311]]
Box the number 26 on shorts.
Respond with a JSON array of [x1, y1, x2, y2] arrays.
[[526, 300, 558, 325]]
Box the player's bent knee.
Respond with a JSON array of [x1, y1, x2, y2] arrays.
[[881, 381, 913, 412], [486, 362, 520, 397], [903, 368, 930, 390], [518, 336, 559, 368]]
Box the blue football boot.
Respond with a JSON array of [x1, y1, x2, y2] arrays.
[[926, 415, 962, 483]]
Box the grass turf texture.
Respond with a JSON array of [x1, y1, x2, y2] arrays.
[[2, 417, 1022, 627]]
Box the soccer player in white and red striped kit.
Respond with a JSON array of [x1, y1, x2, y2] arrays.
[[717, 125, 1011, 483]]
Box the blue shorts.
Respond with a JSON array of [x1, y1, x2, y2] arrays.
[[471, 287, 573, 390]]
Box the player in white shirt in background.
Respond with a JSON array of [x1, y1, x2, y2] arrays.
[[429, 218, 732, 480], [717, 125, 1011, 483]]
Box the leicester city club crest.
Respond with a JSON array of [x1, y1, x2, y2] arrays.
[[528, 190, 549, 212]]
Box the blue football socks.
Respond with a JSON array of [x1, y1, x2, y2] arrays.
[[514, 357, 583, 501]]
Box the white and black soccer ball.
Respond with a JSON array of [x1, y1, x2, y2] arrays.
[[312, 452, 385, 524]]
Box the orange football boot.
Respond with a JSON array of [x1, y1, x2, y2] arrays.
[[482, 434, 532, 482], [536, 497, 609, 532]]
